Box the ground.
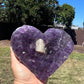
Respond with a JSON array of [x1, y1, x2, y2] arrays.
[[0, 40, 84, 84], [0, 40, 10, 47], [0, 40, 84, 53], [73, 45, 84, 53]]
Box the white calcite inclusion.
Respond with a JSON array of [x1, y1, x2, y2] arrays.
[[36, 39, 46, 53]]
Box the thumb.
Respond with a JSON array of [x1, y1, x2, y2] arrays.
[[10, 47, 20, 65]]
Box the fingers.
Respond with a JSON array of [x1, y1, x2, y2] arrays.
[[10, 47, 33, 74], [10, 47, 28, 69], [10, 47, 46, 84]]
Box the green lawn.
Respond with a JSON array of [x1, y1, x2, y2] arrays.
[[48, 52, 84, 84], [0, 47, 84, 84], [0, 47, 14, 84]]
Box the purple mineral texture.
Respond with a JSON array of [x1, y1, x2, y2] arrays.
[[11, 25, 74, 81]]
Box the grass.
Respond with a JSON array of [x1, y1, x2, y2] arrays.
[[70, 52, 84, 61], [0, 47, 84, 84], [0, 47, 14, 84], [47, 52, 84, 84]]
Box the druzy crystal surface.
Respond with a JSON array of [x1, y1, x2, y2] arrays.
[[11, 25, 74, 81]]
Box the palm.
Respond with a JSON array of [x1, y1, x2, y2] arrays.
[[10, 48, 45, 84]]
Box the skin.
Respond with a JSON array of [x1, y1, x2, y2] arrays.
[[10, 47, 48, 84]]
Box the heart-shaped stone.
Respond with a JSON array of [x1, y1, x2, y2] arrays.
[[11, 25, 74, 81]]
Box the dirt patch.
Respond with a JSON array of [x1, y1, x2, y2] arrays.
[[73, 45, 84, 53], [0, 40, 10, 47]]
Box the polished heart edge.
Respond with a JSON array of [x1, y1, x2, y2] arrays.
[[11, 25, 74, 81]]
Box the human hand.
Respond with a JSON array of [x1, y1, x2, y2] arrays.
[[10, 47, 47, 84]]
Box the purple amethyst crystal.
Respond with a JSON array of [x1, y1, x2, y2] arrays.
[[11, 25, 74, 81]]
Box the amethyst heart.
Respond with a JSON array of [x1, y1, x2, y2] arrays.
[[11, 25, 74, 81]]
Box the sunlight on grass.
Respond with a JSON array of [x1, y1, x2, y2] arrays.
[[0, 47, 10, 58], [47, 52, 84, 84], [0, 47, 14, 84], [0, 47, 84, 84], [70, 52, 84, 61]]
